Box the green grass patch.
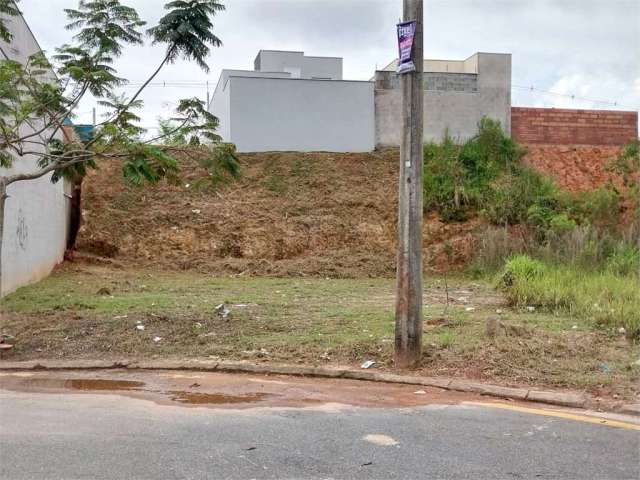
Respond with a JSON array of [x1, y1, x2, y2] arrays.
[[2, 265, 637, 398], [499, 254, 640, 338]]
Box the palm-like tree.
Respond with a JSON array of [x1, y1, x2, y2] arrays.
[[64, 0, 146, 57], [0, 0, 20, 42], [148, 0, 225, 73], [121, 1, 225, 117]]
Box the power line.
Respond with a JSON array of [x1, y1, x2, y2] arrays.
[[512, 84, 638, 110], [75, 80, 638, 113]]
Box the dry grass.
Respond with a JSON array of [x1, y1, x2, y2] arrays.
[[2, 264, 638, 400], [77, 149, 479, 277]]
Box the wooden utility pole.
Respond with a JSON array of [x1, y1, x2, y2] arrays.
[[394, 0, 424, 368]]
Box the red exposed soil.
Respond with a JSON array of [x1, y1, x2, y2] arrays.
[[521, 144, 624, 192]]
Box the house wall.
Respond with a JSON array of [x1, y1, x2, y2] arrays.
[[511, 107, 638, 145], [0, 10, 69, 296], [374, 53, 511, 146], [254, 50, 342, 79], [210, 70, 294, 142], [227, 76, 374, 152]]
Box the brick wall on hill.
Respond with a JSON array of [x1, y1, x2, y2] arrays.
[[511, 107, 638, 146]]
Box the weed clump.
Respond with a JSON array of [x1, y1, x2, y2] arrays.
[[498, 254, 640, 339]]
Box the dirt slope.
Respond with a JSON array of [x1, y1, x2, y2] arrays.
[[78, 145, 628, 277], [78, 149, 478, 277], [522, 144, 624, 191]]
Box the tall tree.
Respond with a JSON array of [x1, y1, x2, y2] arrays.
[[0, 0, 238, 290]]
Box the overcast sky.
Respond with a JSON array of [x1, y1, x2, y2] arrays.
[[18, 0, 640, 130]]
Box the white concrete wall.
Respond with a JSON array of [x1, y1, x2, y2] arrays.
[[227, 77, 374, 152], [0, 10, 69, 296], [476, 53, 512, 134], [254, 50, 342, 80], [301, 56, 342, 80], [210, 74, 231, 142], [210, 70, 294, 142], [375, 53, 511, 146]]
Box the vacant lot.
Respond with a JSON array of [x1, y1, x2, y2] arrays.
[[1, 263, 637, 400]]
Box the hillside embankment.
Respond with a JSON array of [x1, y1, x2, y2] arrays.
[[77, 145, 625, 277]]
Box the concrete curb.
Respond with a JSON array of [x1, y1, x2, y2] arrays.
[[1, 359, 637, 416]]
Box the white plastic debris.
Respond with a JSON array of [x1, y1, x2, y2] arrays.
[[457, 296, 469, 304], [153, 336, 162, 343], [571, 325, 578, 330], [495, 309, 504, 314], [363, 434, 398, 446], [465, 307, 475, 312], [413, 390, 427, 395], [136, 325, 145, 331], [526, 306, 536, 312], [361, 360, 376, 369], [113, 315, 128, 320], [191, 209, 201, 214], [618, 327, 626, 334], [215, 303, 231, 320], [185, 183, 191, 188]]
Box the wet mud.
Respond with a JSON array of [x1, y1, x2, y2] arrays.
[[0, 370, 482, 409]]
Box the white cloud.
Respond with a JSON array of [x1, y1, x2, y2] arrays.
[[513, 72, 640, 111]]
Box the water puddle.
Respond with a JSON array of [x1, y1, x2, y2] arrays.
[[13, 378, 144, 391], [0, 372, 480, 409], [168, 391, 272, 405]]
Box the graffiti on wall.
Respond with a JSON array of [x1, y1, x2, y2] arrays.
[[15, 208, 28, 251]]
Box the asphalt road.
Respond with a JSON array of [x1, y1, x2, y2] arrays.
[[0, 371, 638, 479]]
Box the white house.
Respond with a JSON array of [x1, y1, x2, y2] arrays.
[[0, 9, 69, 296], [209, 50, 375, 153], [209, 50, 512, 153]]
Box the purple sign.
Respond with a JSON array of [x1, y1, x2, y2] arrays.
[[396, 20, 417, 74]]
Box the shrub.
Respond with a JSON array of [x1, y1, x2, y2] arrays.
[[485, 168, 559, 226], [563, 186, 620, 229], [606, 244, 640, 276], [423, 134, 468, 221], [499, 259, 640, 339], [499, 254, 546, 288], [548, 213, 577, 235], [423, 118, 525, 222]]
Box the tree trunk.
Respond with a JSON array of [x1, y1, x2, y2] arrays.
[[0, 179, 6, 296], [67, 178, 83, 251]]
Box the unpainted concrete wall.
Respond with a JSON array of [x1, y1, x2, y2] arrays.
[[0, 11, 69, 296], [375, 53, 511, 146], [226, 76, 374, 152]]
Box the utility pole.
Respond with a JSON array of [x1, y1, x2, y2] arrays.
[[92, 107, 96, 127], [395, 0, 424, 368]]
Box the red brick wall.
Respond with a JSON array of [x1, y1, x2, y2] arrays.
[[511, 107, 638, 146]]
